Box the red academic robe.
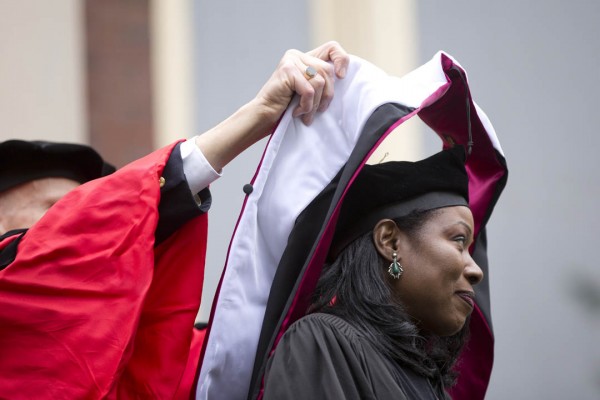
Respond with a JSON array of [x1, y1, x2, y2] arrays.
[[0, 143, 207, 399]]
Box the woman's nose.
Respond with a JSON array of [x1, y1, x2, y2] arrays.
[[464, 253, 484, 285]]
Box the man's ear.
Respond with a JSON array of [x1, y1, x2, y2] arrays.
[[372, 219, 401, 262]]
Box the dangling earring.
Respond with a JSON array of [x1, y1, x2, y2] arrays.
[[388, 252, 403, 279]]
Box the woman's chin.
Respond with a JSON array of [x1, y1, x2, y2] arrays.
[[425, 316, 467, 337]]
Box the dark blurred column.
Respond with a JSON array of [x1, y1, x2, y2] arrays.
[[84, 0, 154, 168]]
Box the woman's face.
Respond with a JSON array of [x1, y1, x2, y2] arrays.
[[393, 206, 483, 336]]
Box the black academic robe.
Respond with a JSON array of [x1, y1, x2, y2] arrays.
[[263, 313, 449, 400]]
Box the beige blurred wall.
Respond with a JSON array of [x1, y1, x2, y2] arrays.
[[0, 0, 195, 148], [0, 0, 86, 143], [150, 0, 195, 147]]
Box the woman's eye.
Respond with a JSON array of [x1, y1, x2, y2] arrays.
[[453, 236, 467, 247]]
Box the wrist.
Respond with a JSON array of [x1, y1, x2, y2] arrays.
[[248, 96, 285, 128]]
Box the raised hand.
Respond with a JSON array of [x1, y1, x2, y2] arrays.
[[195, 42, 349, 172]]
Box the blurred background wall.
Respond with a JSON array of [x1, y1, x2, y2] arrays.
[[0, 0, 86, 144], [1, 0, 599, 398]]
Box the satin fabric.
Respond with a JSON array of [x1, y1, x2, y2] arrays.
[[0, 142, 207, 399], [197, 53, 507, 400]]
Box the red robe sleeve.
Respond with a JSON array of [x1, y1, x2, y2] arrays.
[[0, 142, 207, 399]]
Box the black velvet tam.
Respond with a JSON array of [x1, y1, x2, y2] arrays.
[[330, 146, 469, 257], [0, 140, 115, 193]]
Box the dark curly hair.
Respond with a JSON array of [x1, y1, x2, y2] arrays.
[[311, 209, 469, 389]]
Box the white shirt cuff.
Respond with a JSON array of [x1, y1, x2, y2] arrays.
[[180, 137, 222, 195]]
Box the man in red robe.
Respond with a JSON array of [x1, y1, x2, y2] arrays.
[[0, 139, 215, 398], [0, 42, 348, 399]]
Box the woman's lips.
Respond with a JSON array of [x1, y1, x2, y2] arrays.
[[456, 291, 475, 309]]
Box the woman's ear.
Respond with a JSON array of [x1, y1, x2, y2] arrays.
[[372, 219, 401, 262]]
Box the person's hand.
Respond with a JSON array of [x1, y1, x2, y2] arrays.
[[255, 41, 349, 126], [196, 42, 349, 172]]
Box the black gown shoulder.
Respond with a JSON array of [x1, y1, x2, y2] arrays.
[[263, 312, 447, 400]]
